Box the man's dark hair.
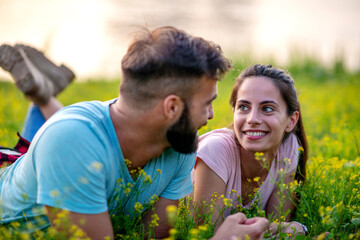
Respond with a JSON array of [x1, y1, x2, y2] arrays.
[[120, 26, 232, 108]]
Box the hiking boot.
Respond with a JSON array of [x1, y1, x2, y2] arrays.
[[15, 44, 75, 96], [0, 44, 54, 106]]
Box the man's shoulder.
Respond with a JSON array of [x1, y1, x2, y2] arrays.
[[59, 99, 115, 116], [155, 147, 196, 170], [46, 99, 116, 127], [31, 99, 118, 149]]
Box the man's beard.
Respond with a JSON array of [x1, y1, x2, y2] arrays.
[[166, 104, 198, 154]]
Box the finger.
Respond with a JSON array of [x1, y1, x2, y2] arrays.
[[281, 221, 293, 229], [283, 222, 304, 234], [227, 212, 247, 224], [244, 217, 269, 230], [256, 217, 270, 231], [312, 232, 330, 240], [268, 222, 278, 235], [241, 218, 270, 240], [244, 218, 257, 225], [244, 217, 266, 225]]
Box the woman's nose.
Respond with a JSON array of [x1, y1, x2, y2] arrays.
[[247, 109, 261, 125]]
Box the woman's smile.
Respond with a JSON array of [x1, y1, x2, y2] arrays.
[[243, 130, 268, 139]]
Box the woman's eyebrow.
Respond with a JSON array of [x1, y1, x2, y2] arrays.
[[260, 100, 279, 107], [237, 99, 250, 104], [237, 99, 280, 107]]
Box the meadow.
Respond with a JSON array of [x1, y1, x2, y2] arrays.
[[0, 57, 359, 239]]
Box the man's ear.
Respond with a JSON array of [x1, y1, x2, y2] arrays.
[[285, 111, 299, 132], [162, 95, 184, 120]]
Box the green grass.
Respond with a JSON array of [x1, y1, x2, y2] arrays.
[[0, 57, 359, 239]]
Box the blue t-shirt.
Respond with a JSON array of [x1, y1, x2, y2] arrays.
[[0, 100, 196, 232]]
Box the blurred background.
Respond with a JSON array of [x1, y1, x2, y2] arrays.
[[1, 3, 360, 238], [0, 0, 359, 81]]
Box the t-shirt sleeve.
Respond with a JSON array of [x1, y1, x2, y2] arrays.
[[34, 119, 109, 214], [159, 152, 196, 200], [196, 134, 234, 184]]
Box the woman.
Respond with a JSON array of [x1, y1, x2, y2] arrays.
[[193, 64, 308, 235]]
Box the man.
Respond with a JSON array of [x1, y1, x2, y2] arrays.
[[0, 26, 269, 239]]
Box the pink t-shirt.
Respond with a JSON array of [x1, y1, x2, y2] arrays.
[[194, 128, 300, 216]]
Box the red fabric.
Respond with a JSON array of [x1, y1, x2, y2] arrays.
[[0, 133, 30, 166]]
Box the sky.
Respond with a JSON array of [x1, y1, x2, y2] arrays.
[[0, 0, 359, 80]]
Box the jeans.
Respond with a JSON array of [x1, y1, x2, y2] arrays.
[[21, 105, 46, 142]]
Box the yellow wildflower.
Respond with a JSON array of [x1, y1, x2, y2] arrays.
[[189, 228, 199, 236], [79, 177, 89, 184], [149, 214, 159, 228], [198, 225, 208, 231], [20, 233, 30, 240], [223, 198, 233, 207], [166, 205, 177, 213], [316, 233, 327, 240], [169, 228, 177, 236], [50, 189, 59, 197], [134, 202, 144, 213], [90, 161, 103, 172]]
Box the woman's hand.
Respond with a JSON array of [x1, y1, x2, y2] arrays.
[[268, 221, 306, 238], [211, 213, 269, 240]]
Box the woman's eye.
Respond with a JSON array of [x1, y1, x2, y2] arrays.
[[263, 106, 274, 112], [239, 105, 248, 111]]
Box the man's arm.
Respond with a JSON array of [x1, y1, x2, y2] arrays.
[[142, 197, 178, 239], [45, 205, 114, 239]]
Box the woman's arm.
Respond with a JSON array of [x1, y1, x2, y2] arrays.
[[265, 173, 296, 221], [266, 173, 306, 236], [266, 133, 302, 220], [193, 157, 227, 229]]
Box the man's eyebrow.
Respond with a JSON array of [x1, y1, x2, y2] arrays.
[[208, 94, 218, 103]]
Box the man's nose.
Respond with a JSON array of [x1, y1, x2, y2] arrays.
[[208, 106, 214, 120]]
